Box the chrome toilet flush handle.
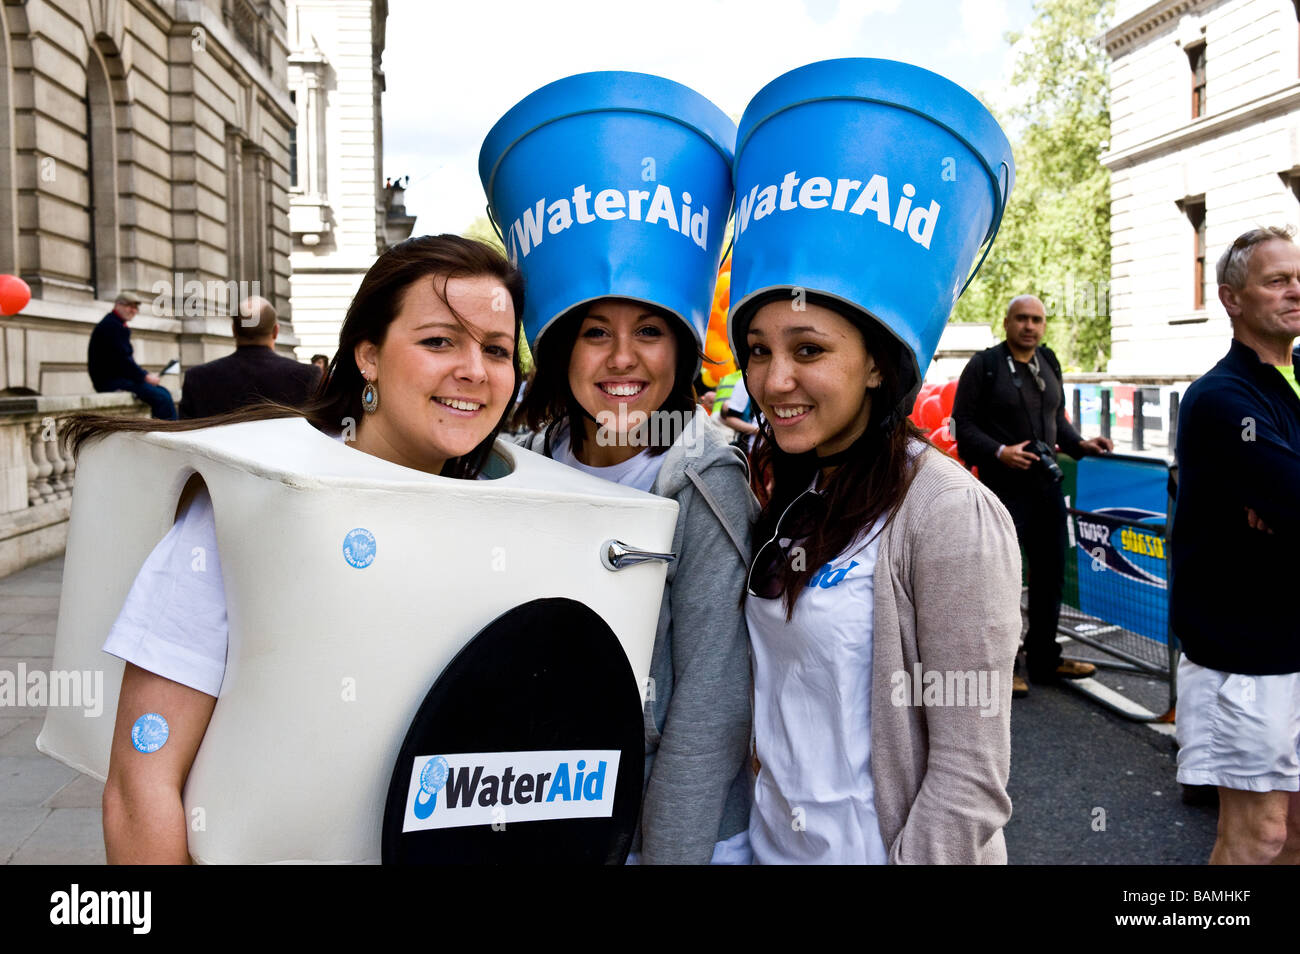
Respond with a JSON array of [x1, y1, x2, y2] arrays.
[[600, 540, 677, 571]]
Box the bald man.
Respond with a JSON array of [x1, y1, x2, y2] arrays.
[[178, 296, 321, 419], [952, 295, 1112, 697]]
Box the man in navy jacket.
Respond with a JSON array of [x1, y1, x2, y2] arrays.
[[179, 296, 319, 419], [1172, 226, 1300, 865], [87, 293, 177, 419]]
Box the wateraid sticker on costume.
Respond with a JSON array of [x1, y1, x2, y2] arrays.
[[131, 712, 169, 754], [342, 527, 376, 569], [402, 749, 621, 832]]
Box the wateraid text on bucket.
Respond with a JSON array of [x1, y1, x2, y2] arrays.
[[736, 172, 940, 250], [506, 183, 709, 261]]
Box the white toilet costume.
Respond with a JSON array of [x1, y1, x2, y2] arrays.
[[38, 417, 676, 863]]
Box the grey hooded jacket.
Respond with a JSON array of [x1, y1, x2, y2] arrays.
[[519, 407, 757, 863]]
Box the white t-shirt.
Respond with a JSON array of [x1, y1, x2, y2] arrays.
[[745, 517, 888, 865], [102, 435, 508, 697], [549, 421, 667, 494], [103, 484, 228, 696]]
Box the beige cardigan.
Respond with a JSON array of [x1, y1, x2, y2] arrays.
[[869, 445, 1022, 864]]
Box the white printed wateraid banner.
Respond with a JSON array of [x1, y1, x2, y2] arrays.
[[401, 749, 621, 832]]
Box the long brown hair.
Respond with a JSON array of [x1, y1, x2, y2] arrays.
[[515, 300, 699, 458], [63, 234, 525, 479], [747, 301, 929, 620]]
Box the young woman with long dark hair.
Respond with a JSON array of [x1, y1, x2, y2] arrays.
[[66, 235, 525, 863], [513, 296, 756, 864], [737, 291, 1022, 864], [483, 68, 754, 864]]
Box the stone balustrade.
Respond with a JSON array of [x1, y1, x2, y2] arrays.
[[0, 393, 148, 578]]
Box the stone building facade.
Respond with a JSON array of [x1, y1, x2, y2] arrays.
[[288, 0, 410, 360], [0, 0, 303, 575], [1103, 0, 1300, 375], [0, 0, 302, 396]]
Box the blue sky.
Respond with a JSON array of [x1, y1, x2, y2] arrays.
[[382, 0, 1039, 234]]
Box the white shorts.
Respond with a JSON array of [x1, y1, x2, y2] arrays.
[[1175, 656, 1300, 793]]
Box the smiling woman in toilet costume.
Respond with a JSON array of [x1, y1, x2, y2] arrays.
[[480, 72, 755, 864], [62, 235, 524, 863], [730, 59, 1022, 864]]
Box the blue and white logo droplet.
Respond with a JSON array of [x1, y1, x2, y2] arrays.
[[414, 756, 449, 819], [343, 527, 376, 569], [131, 712, 169, 754]]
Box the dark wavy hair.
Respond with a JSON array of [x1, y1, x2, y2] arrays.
[[515, 299, 699, 458], [63, 234, 525, 479], [745, 297, 929, 620]]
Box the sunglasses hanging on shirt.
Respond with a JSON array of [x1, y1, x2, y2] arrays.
[[746, 489, 829, 600]]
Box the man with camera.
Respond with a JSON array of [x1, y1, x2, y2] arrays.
[[952, 295, 1113, 697]]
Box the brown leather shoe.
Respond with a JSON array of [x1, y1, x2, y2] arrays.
[[1055, 659, 1096, 680], [1012, 674, 1029, 698]]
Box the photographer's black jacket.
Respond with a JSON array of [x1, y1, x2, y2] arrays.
[[952, 341, 1086, 491], [1171, 339, 1300, 675]]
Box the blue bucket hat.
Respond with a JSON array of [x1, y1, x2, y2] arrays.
[[479, 71, 736, 367], [727, 58, 1015, 413]]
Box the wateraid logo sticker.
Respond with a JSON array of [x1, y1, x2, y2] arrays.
[[401, 749, 621, 832], [131, 712, 169, 754], [413, 756, 449, 819], [342, 528, 375, 569]]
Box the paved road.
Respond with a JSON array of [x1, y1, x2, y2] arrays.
[[1006, 674, 1217, 864], [0, 557, 104, 864], [1, 556, 1218, 865]]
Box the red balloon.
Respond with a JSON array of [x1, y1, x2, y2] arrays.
[[0, 274, 31, 316], [918, 395, 943, 430]]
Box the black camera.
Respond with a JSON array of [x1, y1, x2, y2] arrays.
[[1028, 440, 1064, 483]]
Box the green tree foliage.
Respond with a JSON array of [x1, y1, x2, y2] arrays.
[[953, 0, 1113, 371], [464, 214, 506, 255]]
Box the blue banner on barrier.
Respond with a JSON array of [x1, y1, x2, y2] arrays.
[[1071, 454, 1170, 644]]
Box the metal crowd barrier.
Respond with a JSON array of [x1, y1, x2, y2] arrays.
[[1058, 501, 1178, 722]]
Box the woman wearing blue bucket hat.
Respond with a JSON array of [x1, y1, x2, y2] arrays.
[[481, 72, 755, 864], [730, 59, 1023, 864]]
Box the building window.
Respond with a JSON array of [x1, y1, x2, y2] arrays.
[[289, 91, 298, 189], [85, 52, 119, 298], [225, 131, 271, 306], [1184, 199, 1206, 310], [223, 0, 268, 69], [1187, 42, 1206, 118], [241, 142, 268, 295]]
